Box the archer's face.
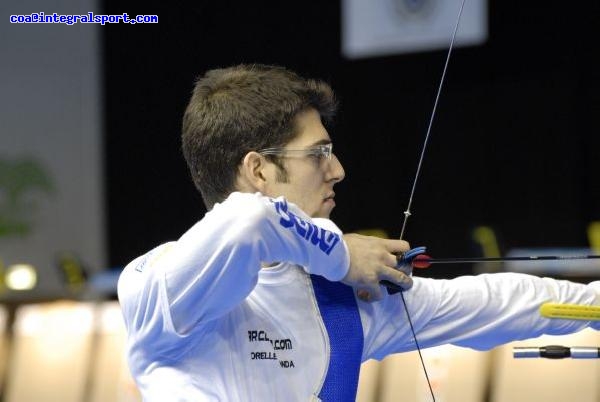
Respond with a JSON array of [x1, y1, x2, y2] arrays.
[[262, 108, 345, 218]]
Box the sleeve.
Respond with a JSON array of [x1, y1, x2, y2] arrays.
[[359, 273, 600, 361], [119, 192, 349, 336]]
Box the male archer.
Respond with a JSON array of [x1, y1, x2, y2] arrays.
[[118, 64, 600, 401]]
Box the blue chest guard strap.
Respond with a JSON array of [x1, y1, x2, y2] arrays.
[[310, 275, 364, 401]]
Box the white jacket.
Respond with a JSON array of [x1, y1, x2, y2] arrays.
[[118, 192, 600, 401]]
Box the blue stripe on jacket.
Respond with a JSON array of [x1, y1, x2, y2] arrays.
[[310, 275, 364, 401]]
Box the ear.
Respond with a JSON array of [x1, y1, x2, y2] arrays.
[[238, 151, 269, 192]]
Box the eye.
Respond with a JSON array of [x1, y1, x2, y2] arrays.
[[311, 146, 328, 160], [305, 144, 332, 162], [308, 151, 323, 161], [317, 144, 332, 159]]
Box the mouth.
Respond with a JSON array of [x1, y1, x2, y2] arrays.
[[323, 193, 336, 206]]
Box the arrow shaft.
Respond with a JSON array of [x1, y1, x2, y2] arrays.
[[422, 255, 600, 264]]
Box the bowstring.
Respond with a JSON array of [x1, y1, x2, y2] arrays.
[[400, 0, 467, 240], [399, 1, 468, 401]]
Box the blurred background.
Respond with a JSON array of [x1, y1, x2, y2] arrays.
[[1, 0, 599, 401]]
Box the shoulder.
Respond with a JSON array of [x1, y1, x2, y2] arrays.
[[117, 242, 176, 299]]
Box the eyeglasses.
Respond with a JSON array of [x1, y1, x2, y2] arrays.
[[257, 143, 333, 161]]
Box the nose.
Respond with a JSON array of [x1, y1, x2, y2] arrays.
[[327, 153, 345, 183]]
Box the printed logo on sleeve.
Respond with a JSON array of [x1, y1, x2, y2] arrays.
[[271, 199, 340, 255], [134, 244, 172, 272], [134, 252, 153, 272]]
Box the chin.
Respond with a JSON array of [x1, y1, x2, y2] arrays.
[[313, 209, 331, 219]]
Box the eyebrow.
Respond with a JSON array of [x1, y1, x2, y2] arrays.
[[307, 139, 332, 147]]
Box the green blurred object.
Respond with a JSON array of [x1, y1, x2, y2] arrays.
[[0, 157, 54, 237]]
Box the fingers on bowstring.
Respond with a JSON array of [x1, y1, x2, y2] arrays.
[[378, 240, 409, 267], [383, 252, 399, 268], [382, 238, 411, 254], [379, 266, 413, 291], [382, 249, 412, 276]]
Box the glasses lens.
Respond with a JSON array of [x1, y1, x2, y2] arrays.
[[321, 144, 333, 159], [258, 143, 333, 160]]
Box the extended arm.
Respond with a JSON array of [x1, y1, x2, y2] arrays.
[[360, 273, 600, 360]]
